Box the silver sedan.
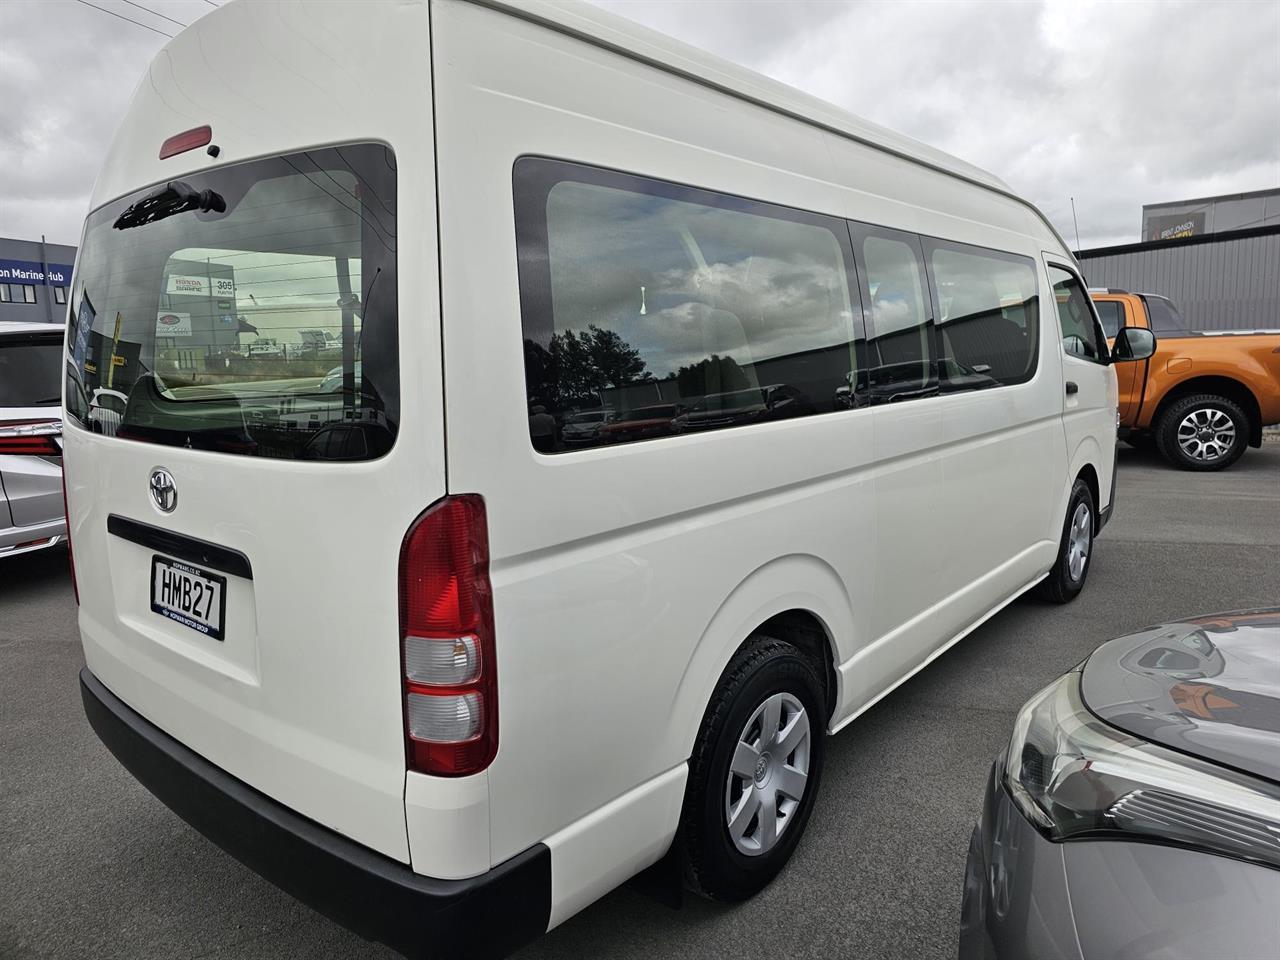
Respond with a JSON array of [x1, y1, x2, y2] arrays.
[[1, 322, 66, 560]]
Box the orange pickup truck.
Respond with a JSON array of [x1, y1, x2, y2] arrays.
[[1090, 290, 1280, 470]]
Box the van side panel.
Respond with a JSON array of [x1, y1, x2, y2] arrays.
[[432, 0, 876, 879], [432, 1, 1074, 920]]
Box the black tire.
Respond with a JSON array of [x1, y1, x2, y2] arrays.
[[1036, 478, 1095, 603], [1154, 394, 1250, 472], [681, 636, 826, 902]]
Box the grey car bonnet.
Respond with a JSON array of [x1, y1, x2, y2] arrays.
[[1081, 609, 1280, 784]]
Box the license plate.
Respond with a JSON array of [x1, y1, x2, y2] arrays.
[[150, 556, 227, 641]]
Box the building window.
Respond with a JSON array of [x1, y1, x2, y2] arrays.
[[0, 283, 10, 303], [22, 285, 37, 304], [54, 286, 67, 305]]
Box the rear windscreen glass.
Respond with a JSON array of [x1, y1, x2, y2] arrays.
[[65, 144, 398, 461], [0, 335, 62, 407]]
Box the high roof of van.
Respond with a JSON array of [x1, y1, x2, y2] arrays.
[[92, 0, 1069, 258], [482, 0, 1014, 195]]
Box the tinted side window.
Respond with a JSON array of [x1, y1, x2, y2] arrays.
[[1093, 300, 1124, 339], [514, 159, 861, 453], [925, 241, 1039, 390], [1048, 266, 1105, 362], [851, 226, 936, 402], [1141, 295, 1187, 333]]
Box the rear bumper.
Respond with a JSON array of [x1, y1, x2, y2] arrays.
[[79, 667, 551, 960], [0, 517, 66, 558]]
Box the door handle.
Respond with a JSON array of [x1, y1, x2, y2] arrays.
[[1065, 381, 1079, 395]]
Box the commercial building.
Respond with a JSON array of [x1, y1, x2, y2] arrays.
[[0, 237, 76, 325], [1077, 189, 1280, 332], [1141, 187, 1280, 242]]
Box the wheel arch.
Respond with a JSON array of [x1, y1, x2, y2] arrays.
[[670, 554, 856, 761], [1064, 433, 1105, 526], [1076, 461, 1100, 532], [1151, 376, 1263, 446]]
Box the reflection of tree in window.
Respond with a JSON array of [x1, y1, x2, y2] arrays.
[[676, 354, 751, 398], [528, 172, 857, 449], [545, 182, 850, 376]]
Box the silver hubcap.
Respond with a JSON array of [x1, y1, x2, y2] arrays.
[[1067, 502, 1091, 582], [725, 692, 810, 856], [1177, 407, 1235, 462]]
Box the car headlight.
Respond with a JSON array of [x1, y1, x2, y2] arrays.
[[1005, 668, 1280, 869]]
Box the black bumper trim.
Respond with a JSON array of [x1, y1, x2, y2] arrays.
[[79, 668, 550, 959]]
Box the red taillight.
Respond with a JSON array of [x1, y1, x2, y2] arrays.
[[159, 125, 212, 160], [399, 495, 497, 777], [62, 467, 79, 605], [0, 419, 61, 456]]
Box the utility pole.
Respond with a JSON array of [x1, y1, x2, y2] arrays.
[[1069, 198, 1082, 251]]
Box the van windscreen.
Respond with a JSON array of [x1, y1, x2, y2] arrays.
[[65, 144, 398, 461]]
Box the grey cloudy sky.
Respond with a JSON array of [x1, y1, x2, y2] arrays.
[[2, 0, 1277, 248]]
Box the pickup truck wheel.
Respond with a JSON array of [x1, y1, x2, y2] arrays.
[[1155, 394, 1249, 471]]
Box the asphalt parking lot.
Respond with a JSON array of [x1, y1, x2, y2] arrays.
[[3, 444, 1278, 960]]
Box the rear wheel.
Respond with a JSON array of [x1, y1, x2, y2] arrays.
[[1155, 394, 1249, 471], [1036, 478, 1095, 603], [681, 637, 826, 901]]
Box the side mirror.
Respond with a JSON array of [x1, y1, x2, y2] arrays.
[[1112, 326, 1156, 362]]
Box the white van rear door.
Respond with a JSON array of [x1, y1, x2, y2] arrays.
[[65, 140, 441, 864]]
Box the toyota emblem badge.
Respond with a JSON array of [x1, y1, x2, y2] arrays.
[[149, 468, 177, 513]]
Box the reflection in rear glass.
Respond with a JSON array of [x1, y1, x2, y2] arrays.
[[64, 144, 398, 461]]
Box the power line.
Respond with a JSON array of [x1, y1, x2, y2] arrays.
[[72, 0, 174, 38], [120, 0, 189, 30]]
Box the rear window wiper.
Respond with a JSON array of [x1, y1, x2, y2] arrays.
[[113, 180, 226, 230]]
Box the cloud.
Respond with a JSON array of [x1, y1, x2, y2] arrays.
[[1, 0, 1276, 249], [593, 0, 1280, 247], [0, 0, 192, 245]]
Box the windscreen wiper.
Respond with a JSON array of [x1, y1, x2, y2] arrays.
[[113, 180, 226, 230]]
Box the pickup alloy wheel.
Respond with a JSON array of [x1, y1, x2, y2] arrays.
[[1155, 394, 1249, 471]]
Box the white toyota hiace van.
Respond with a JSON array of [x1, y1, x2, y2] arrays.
[[65, 1, 1155, 956]]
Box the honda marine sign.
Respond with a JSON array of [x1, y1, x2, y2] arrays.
[[165, 274, 236, 298]]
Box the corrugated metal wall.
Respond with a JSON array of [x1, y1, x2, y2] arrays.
[[1077, 231, 1280, 331]]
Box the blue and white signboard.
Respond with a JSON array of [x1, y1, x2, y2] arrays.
[[0, 259, 74, 286]]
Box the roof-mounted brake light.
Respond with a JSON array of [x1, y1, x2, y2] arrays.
[[159, 126, 212, 160]]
